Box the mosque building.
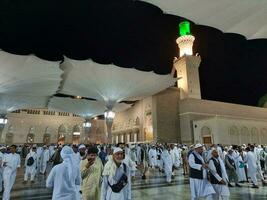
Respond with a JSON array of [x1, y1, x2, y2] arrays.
[[1, 22, 267, 146]]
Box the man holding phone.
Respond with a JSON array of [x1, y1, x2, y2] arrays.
[[80, 146, 103, 200]]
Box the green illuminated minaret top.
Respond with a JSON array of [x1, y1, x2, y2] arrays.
[[179, 21, 191, 36]]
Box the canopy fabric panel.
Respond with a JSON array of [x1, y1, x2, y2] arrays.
[[0, 51, 62, 95], [0, 51, 62, 114], [48, 97, 132, 118], [0, 94, 49, 114], [142, 0, 267, 39], [60, 58, 176, 108]]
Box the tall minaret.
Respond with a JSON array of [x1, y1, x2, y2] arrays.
[[174, 21, 201, 99]]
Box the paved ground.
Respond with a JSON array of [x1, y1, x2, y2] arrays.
[[1, 165, 267, 199]]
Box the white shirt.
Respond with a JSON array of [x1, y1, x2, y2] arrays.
[[3, 153, 21, 172]]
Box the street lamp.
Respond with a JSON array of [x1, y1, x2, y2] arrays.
[[104, 110, 115, 143], [0, 117, 7, 125], [104, 110, 115, 120], [83, 122, 91, 128]]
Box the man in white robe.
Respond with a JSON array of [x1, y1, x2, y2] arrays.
[[171, 144, 180, 169], [2, 145, 21, 200], [46, 146, 81, 200], [244, 146, 260, 188], [101, 147, 131, 200], [36, 146, 43, 174], [208, 149, 230, 200], [162, 146, 173, 183], [148, 146, 157, 168], [232, 147, 246, 182], [136, 144, 142, 165], [0, 146, 6, 192], [40, 145, 50, 175], [189, 143, 215, 200], [23, 146, 38, 183]]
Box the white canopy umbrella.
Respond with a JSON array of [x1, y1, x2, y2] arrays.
[[0, 51, 62, 95], [48, 96, 132, 118], [0, 94, 49, 114], [141, 0, 267, 39], [60, 57, 176, 109], [0, 51, 62, 114]]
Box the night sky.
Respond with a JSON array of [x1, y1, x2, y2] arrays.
[[0, 0, 266, 106]]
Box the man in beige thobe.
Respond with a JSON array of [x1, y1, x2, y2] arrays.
[[80, 147, 103, 200]]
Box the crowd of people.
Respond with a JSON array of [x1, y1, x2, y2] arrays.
[[0, 142, 266, 200]]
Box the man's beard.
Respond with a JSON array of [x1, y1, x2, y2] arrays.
[[80, 152, 85, 156], [114, 158, 123, 164]]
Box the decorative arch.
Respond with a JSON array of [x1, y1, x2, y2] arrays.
[[200, 126, 212, 145], [72, 125, 81, 145], [261, 128, 267, 145], [43, 127, 51, 145], [26, 126, 35, 144], [251, 127, 259, 144], [241, 127, 250, 144], [135, 117, 140, 126], [201, 126, 211, 136], [58, 124, 67, 145], [229, 126, 239, 145]]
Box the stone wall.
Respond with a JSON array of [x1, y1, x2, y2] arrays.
[[112, 97, 152, 143], [152, 87, 180, 143], [179, 98, 267, 145], [1, 109, 85, 145], [193, 117, 267, 145]]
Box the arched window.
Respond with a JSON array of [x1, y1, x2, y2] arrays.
[[251, 127, 259, 144], [58, 124, 67, 145], [201, 126, 212, 144], [135, 117, 140, 126], [241, 127, 250, 144], [72, 125, 81, 145], [43, 127, 51, 145], [261, 128, 267, 145], [26, 127, 35, 144], [229, 126, 239, 145]]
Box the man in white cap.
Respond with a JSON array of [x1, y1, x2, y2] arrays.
[[46, 146, 81, 200], [79, 144, 87, 160], [101, 147, 131, 200], [188, 143, 215, 200], [23, 145, 38, 183], [208, 149, 230, 200]]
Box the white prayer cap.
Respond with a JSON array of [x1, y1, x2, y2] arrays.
[[32, 144, 37, 147], [113, 147, 123, 154], [78, 144, 86, 149], [194, 143, 203, 149]]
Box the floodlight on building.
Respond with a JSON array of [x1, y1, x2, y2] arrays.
[[0, 118, 7, 124], [83, 122, 91, 128], [73, 132, 81, 136], [75, 96, 82, 99], [104, 110, 115, 120], [176, 21, 195, 57]]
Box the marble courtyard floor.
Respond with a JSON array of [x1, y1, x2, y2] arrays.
[[2, 167, 267, 200]]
